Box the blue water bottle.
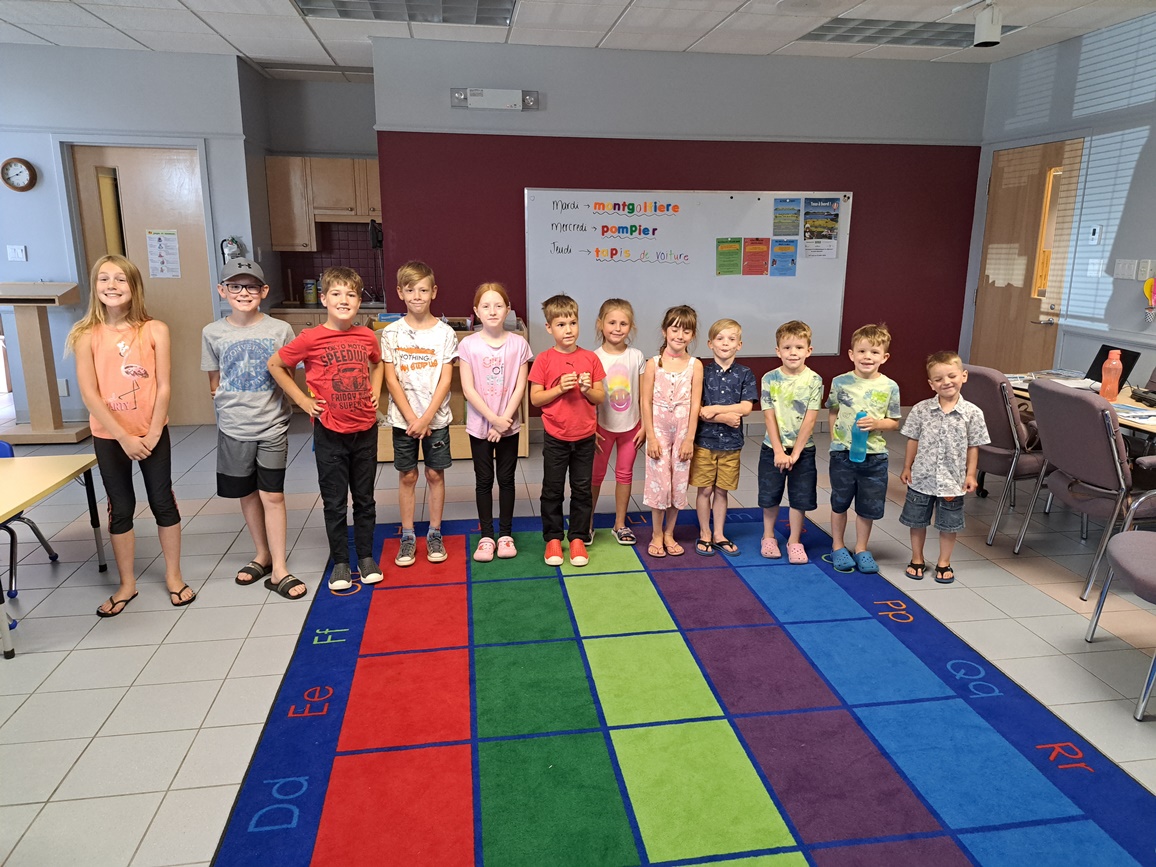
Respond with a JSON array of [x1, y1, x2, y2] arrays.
[[849, 411, 868, 463]]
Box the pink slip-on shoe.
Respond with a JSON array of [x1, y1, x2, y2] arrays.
[[473, 537, 496, 562], [761, 537, 782, 559], [786, 543, 808, 565], [497, 536, 518, 559]]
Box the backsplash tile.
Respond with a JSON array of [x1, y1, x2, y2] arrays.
[[280, 222, 388, 304]]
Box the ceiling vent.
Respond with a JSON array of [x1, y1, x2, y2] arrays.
[[294, 0, 515, 26], [798, 17, 1020, 50]]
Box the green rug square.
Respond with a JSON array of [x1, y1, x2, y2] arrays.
[[583, 633, 721, 725], [479, 732, 640, 866], [561, 536, 644, 575], [612, 719, 797, 863], [475, 642, 600, 737], [469, 532, 557, 581], [565, 572, 675, 636], [471, 578, 575, 644]]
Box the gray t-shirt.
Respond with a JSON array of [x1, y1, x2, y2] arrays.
[[201, 314, 295, 441]]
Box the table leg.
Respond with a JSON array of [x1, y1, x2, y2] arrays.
[[82, 469, 107, 572]]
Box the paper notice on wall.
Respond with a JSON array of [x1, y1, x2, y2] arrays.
[[803, 198, 840, 259], [769, 239, 798, 277], [773, 198, 801, 236], [146, 230, 181, 278], [716, 237, 742, 275], [741, 238, 769, 275]]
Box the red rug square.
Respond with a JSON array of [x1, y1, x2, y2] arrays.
[[378, 535, 468, 586], [360, 585, 468, 655]]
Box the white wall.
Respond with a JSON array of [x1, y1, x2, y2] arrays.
[[963, 14, 1156, 381], [266, 80, 377, 156], [372, 38, 988, 145], [0, 44, 252, 423]]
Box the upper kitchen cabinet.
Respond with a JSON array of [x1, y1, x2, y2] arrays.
[[266, 156, 316, 251], [309, 158, 380, 222]]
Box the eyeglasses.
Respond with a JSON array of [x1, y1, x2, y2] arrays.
[[223, 282, 263, 295]]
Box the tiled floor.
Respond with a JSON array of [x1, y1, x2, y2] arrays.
[[3, 416, 1156, 865]]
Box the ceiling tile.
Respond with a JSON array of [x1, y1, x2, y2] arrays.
[[854, 43, 962, 60], [409, 21, 508, 40], [0, 1, 104, 26], [265, 67, 347, 80], [198, 11, 313, 37], [20, 22, 147, 48], [688, 30, 780, 53], [1037, 2, 1151, 30], [81, 5, 213, 32], [773, 39, 872, 56], [745, 0, 860, 16], [126, 29, 238, 52], [227, 34, 332, 60], [836, 3, 960, 22], [182, 0, 301, 13], [949, 3, 1090, 27], [83, 0, 187, 8], [612, 5, 730, 32], [508, 25, 604, 45], [711, 11, 828, 37], [513, 2, 623, 29], [307, 16, 410, 38], [632, 0, 746, 9], [601, 31, 702, 49], [0, 20, 49, 43], [318, 36, 375, 64]]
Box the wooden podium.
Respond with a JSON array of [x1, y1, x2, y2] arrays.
[[0, 283, 91, 443]]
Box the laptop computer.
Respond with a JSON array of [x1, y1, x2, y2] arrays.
[[1085, 343, 1141, 386]]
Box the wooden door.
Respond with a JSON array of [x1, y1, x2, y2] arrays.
[[72, 145, 216, 425], [309, 157, 357, 215], [970, 139, 1084, 372]]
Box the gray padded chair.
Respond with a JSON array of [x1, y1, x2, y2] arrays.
[[1083, 490, 1156, 719], [966, 365, 1047, 545], [1013, 379, 1156, 600]]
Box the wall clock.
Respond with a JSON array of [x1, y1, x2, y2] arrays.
[[1, 158, 37, 192]]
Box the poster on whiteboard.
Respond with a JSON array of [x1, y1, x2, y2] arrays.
[[525, 189, 852, 357]]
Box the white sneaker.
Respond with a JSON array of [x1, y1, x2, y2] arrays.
[[497, 536, 518, 559], [473, 537, 496, 562]]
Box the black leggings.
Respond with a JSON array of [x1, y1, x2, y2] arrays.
[[93, 427, 180, 535], [470, 434, 519, 539]]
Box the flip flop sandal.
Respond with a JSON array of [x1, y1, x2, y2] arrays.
[[825, 548, 856, 573], [935, 564, 956, 585], [665, 540, 685, 556], [236, 560, 272, 586], [905, 561, 926, 580], [169, 585, 196, 607], [264, 574, 308, 599], [614, 527, 637, 546], [713, 538, 740, 556], [695, 538, 716, 556], [647, 543, 667, 558], [853, 551, 879, 574], [96, 591, 138, 618]]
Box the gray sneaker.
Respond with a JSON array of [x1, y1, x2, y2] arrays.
[[427, 532, 448, 563], [395, 536, 417, 567], [358, 556, 383, 585], [328, 561, 353, 591]]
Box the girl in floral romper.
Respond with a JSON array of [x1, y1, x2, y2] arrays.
[[642, 305, 703, 557]]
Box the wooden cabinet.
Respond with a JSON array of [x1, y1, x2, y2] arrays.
[[359, 159, 381, 217], [308, 157, 381, 222], [265, 157, 316, 251]]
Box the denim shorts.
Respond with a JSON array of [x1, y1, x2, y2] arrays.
[[757, 444, 818, 511], [828, 451, 889, 520], [899, 488, 966, 533], [393, 425, 452, 472]]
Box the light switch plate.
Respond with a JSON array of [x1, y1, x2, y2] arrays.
[[6, 245, 26, 262], [1114, 259, 1138, 280], [1139, 259, 1155, 280]]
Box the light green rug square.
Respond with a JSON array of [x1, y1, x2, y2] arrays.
[[565, 572, 675, 636]]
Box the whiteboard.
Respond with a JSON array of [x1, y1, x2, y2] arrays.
[[525, 189, 852, 357]]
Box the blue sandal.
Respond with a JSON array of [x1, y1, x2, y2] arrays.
[[826, 548, 856, 573], [853, 551, 879, 573]]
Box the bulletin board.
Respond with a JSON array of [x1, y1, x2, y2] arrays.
[[525, 189, 853, 357]]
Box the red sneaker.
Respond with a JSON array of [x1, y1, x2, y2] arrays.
[[569, 539, 589, 567], [544, 539, 564, 566]]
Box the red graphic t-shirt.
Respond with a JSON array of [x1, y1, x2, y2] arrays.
[[278, 325, 382, 434], [528, 346, 605, 441]]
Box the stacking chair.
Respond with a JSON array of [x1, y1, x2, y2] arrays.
[[1083, 490, 1156, 719], [966, 365, 1047, 545], [0, 441, 59, 599], [1013, 379, 1156, 601]]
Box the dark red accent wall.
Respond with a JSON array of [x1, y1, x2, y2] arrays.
[[377, 132, 979, 399]]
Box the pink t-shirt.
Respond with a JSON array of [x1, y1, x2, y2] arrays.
[[457, 331, 532, 440]]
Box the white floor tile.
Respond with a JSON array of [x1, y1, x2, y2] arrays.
[[1051, 699, 1156, 763], [1068, 648, 1156, 701], [0, 688, 126, 744], [99, 680, 222, 736], [997, 654, 1125, 705], [0, 803, 41, 862], [132, 784, 240, 867], [134, 639, 243, 686], [203, 675, 281, 727], [76, 610, 181, 650], [172, 724, 262, 789], [38, 646, 155, 692], [229, 634, 298, 678], [949, 618, 1065, 661], [974, 584, 1076, 618], [4, 792, 161, 867], [903, 587, 1009, 623], [55, 730, 195, 799], [0, 651, 66, 695], [163, 605, 260, 644], [0, 738, 88, 805]]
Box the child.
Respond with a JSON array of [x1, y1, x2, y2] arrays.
[[899, 351, 990, 584], [529, 294, 605, 567], [201, 258, 304, 599], [591, 299, 646, 545], [759, 320, 824, 564], [642, 305, 703, 558], [826, 323, 901, 573], [67, 254, 192, 616], [458, 282, 532, 562], [691, 318, 757, 556], [381, 261, 458, 567], [268, 267, 384, 591]]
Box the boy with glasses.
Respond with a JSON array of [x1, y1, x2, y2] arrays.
[[201, 258, 306, 599]]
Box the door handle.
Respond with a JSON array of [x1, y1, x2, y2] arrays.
[[1031, 318, 1056, 325]]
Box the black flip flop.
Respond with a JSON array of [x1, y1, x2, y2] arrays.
[[169, 585, 196, 607], [905, 561, 926, 580], [264, 575, 308, 600], [695, 539, 716, 556], [935, 564, 955, 585], [236, 560, 272, 586], [96, 591, 138, 618]]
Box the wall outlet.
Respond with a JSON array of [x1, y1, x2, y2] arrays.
[[1114, 259, 1138, 280], [6, 245, 26, 262], [57, 378, 69, 397]]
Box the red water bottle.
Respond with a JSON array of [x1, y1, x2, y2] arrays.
[[1100, 349, 1123, 401]]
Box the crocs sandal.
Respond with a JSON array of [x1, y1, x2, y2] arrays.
[[236, 560, 272, 586], [853, 551, 879, 574], [713, 538, 740, 556], [786, 543, 808, 565], [761, 537, 782, 559], [935, 564, 955, 585], [695, 538, 716, 556], [905, 561, 926, 580], [825, 548, 856, 572]]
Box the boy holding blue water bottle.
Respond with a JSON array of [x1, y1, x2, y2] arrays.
[[826, 323, 901, 574]]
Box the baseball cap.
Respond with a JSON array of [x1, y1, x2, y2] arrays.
[[220, 258, 265, 283]]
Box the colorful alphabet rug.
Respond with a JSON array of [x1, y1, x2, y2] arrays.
[[214, 510, 1156, 866]]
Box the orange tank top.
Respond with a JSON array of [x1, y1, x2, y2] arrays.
[[89, 320, 165, 439]]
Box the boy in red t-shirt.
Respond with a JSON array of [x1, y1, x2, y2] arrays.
[[269, 267, 384, 591], [529, 294, 605, 567]]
